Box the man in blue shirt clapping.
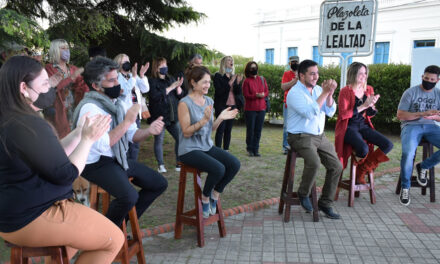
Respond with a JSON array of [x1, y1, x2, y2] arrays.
[[286, 59, 343, 219]]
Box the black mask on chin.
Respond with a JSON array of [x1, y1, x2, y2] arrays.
[[121, 61, 131, 72], [33, 87, 56, 110], [422, 80, 437, 90], [290, 63, 299, 71], [103, 84, 121, 99]]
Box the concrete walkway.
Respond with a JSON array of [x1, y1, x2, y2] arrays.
[[141, 172, 440, 264]]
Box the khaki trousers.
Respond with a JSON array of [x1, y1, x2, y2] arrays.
[[0, 199, 124, 264], [288, 133, 342, 207]]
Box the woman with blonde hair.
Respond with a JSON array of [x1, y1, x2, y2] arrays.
[[335, 62, 393, 184], [213, 56, 243, 150], [45, 39, 89, 138]]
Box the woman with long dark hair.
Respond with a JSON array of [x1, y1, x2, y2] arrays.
[[0, 56, 124, 263]]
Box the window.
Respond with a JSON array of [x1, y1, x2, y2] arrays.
[[414, 40, 435, 48], [312, 46, 323, 66], [287, 47, 298, 62], [340, 52, 353, 66], [265, 48, 274, 64], [374, 42, 390, 64]]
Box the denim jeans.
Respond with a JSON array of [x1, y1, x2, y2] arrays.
[[245, 110, 265, 154], [179, 146, 240, 197], [154, 122, 179, 166], [282, 106, 289, 150], [400, 124, 440, 189]]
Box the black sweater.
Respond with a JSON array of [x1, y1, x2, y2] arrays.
[[0, 114, 78, 232], [213, 73, 243, 115], [148, 76, 184, 126]]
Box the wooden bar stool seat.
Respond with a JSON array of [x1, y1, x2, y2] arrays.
[[174, 162, 226, 247], [395, 139, 436, 202], [278, 149, 319, 223], [6, 241, 68, 264], [335, 152, 376, 207], [89, 177, 146, 264]]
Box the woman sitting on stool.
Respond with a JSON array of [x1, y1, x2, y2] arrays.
[[335, 62, 393, 184], [178, 66, 241, 218]]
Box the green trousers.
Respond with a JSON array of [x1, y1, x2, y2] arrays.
[[288, 133, 342, 208]]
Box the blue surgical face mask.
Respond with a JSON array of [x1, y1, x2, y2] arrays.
[[225, 67, 233, 74], [159, 66, 168, 75], [60, 49, 70, 61]]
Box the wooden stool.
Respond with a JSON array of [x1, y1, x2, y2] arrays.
[[174, 163, 226, 247], [395, 139, 436, 202], [6, 241, 68, 264], [335, 153, 376, 207], [89, 178, 146, 264], [278, 149, 319, 223]]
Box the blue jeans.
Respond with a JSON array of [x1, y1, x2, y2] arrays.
[[245, 110, 265, 154], [282, 106, 289, 150], [154, 122, 179, 166], [179, 146, 240, 197], [400, 124, 440, 189]]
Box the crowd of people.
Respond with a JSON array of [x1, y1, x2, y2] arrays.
[[0, 39, 439, 262]]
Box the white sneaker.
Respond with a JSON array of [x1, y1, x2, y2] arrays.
[[158, 165, 167, 173], [175, 164, 181, 172], [400, 188, 410, 206]]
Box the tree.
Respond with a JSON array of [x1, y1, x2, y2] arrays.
[[5, 0, 215, 72], [0, 8, 49, 51]]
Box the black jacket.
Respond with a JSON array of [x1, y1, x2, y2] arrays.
[[148, 76, 184, 125], [213, 72, 244, 116]]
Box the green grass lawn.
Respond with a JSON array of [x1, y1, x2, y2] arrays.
[[0, 122, 419, 262]]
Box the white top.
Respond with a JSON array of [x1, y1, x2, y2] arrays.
[[118, 73, 150, 118], [77, 102, 138, 164]]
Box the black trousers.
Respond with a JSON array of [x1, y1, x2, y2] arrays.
[[82, 156, 168, 226], [344, 122, 393, 158], [179, 146, 240, 197]]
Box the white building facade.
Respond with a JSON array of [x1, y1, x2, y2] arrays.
[[254, 0, 440, 66]]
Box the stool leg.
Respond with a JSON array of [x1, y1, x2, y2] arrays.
[[311, 183, 319, 222], [216, 199, 226, 237], [10, 247, 24, 264], [193, 171, 205, 248], [395, 174, 402, 195], [119, 220, 130, 264], [174, 170, 187, 239], [279, 151, 291, 214], [349, 159, 355, 207], [422, 145, 428, 196], [284, 152, 297, 223], [368, 171, 376, 204], [429, 145, 435, 202], [128, 207, 146, 264], [61, 246, 69, 264]]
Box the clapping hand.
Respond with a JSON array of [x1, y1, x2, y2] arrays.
[[131, 63, 138, 78], [321, 79, 338, 95], [147, 116, 164, 135], [124, 104, 141, 125], [203, 105, 213, 121], [49, 72, 63, 88], [71, 67, 84, 81], [81, 114, 112, 142], [139, 62, 149, 78], [219, 107, 239, 121], [423, 109, 440, 119]]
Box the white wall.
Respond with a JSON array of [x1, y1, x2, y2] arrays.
[[254, 0, 440, 66]]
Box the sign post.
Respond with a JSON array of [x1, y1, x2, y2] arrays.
[[319, 0, 378, 88]]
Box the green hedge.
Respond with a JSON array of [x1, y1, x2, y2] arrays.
[[205, 63, 411, 131]]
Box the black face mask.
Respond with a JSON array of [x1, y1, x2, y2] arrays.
[[103, 84, 121, 99], [33, 87, 56, 110], [290, 63, 299, 71], [250, 69, 258, 76], [121, 61, 131, 72], [422, 80, 437, 90]]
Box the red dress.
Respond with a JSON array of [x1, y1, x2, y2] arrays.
[[45, 64, 89, 139], [334, 85, 375, 169]]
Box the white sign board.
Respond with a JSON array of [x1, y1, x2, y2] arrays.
[[319, 0, 375, 54], [411, 48, 440, 88]]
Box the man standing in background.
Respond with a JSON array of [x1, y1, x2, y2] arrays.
[[281, 55, 299, 154]]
